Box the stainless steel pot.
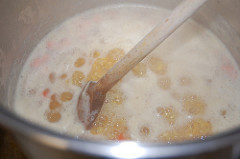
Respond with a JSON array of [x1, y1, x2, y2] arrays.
[[0, 0, 240, 158]]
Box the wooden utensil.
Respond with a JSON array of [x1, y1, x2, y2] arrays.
[[77, 0, 208, 129]]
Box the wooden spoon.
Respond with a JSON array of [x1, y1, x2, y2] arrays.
[[77, 0, 208, 129]]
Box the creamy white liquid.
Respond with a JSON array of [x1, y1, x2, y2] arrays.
[[14, 5, 240, 142]]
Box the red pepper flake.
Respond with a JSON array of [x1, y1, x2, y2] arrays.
[[46, 40, 56, 49], [222, 57, 238, 79], [117, 133, 126, 141], [31, 55, 49, 68], [42, 88, 50, 97]]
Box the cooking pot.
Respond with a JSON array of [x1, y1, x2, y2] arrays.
[[0, 0, 240, 158]]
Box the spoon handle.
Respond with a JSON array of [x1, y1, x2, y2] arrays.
[[96, 0, 207, 92]]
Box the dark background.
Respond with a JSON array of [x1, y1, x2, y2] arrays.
[[0, 126, 27, 159]]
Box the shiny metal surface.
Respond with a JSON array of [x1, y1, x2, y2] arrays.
[[0, 0, 240, 158]]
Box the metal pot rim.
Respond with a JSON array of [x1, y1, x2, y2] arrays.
[[0, 103, 239, 158]]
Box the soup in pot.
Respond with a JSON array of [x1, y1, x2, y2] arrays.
[[14, 5, 240, 143]]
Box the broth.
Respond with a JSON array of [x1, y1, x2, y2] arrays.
[[14, 5, 240, 143]]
